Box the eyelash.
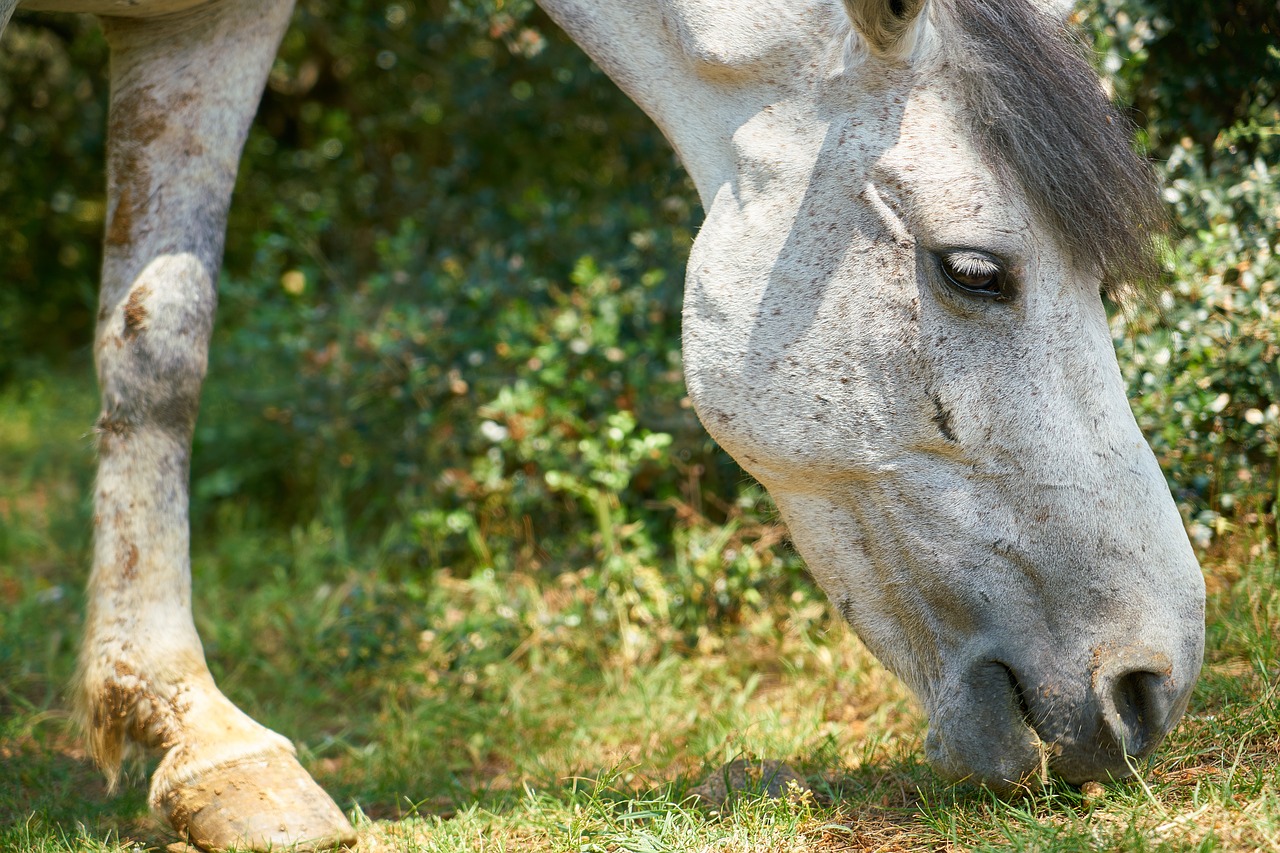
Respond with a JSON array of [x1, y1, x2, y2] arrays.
[[936, 250, 1011, 301]]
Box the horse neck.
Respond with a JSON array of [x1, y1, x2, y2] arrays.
[[536, 0, 850, 204]]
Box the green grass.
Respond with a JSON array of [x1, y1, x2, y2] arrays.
[[2, 368, 1278, 852]]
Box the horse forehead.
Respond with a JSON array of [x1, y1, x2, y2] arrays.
[[730, 83, 1012, 223]]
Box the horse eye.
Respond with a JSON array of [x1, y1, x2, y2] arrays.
[[938, 250, 1009, 299]]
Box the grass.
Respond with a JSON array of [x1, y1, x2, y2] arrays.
[[1, 367, 1278, 852]]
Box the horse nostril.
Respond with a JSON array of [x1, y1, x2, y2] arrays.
[[998, 661, 1033, 724], [1105, 669, 1172, 758]]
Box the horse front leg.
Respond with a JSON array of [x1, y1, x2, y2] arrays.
[[78, 3, 355, 850]]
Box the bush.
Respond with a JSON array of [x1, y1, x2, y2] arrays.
[[1088, 0, 1280, 544], [1118, 149, 1279, 546], [0, 15, 106, 376]]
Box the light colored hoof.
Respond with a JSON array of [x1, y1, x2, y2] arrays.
[[157, 752, 357, 852]]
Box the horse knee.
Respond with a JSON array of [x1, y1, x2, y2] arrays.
[[96, 252, 217, 445]]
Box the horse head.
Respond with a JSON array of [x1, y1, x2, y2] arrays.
[[677, 0, 1205, 789]]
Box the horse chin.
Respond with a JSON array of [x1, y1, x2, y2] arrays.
[[922, 660, 1044, 794]]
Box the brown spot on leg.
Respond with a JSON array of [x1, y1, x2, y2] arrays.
[[120, 542, 140, 580], [106, 183, 142, 248], [96, 411, 133, 453], [123, 286, 150, 340], [108, 85, 168, 148], [104, 86, 168, 250]]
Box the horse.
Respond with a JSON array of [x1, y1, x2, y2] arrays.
[[2, 0, 1206, 850]]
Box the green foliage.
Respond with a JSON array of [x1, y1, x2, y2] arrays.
[[1086, 0, 1278, 158], [181, 1, 744, 590], [1118, 150, 1280, 546], [0, 15, 106, 376], [1087, 0, 1280, 545]]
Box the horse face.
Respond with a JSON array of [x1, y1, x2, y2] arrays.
[[682, 73, 1204, 789]]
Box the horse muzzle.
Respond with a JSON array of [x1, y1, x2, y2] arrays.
[[923, 637, 1202, 792]]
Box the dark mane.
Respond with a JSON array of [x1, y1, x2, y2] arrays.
[[933, 0, 1166, 290]]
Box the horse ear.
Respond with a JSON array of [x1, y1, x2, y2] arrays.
[[841, 0, 930, 59]]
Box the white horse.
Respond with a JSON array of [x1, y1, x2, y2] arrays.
[[3, 0, 1206, 850]]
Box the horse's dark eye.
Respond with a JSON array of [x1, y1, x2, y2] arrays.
[[938, 250, 1008, 299]]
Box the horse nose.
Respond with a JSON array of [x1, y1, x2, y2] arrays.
[[1014, 645, 1195, 785], [1096, 652, 1180, 760], [922, 642, 1199, 792]]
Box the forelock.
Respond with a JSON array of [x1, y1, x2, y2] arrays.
[[930, 0, 1166, 292]]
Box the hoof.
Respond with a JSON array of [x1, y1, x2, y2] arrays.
[[157, 751, 356, 852]]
